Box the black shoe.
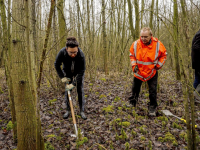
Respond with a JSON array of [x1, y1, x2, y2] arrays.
[[80, 111, 87, 120], [63, 111, 70, 119], [148, 105, 156, 116], [130, 100, 137, 107], [129, 96, 137, 107]]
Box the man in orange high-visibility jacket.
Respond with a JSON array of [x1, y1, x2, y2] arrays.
[[129, 27, 167, 116]]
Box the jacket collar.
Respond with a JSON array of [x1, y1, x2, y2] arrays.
[[139, 37, 158, 48]]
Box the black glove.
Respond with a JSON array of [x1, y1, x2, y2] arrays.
[[134, 65, 139, 73]]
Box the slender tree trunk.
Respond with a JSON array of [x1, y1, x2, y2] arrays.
[[57, 0, 66, 48], [0, 0, 7, 66], [141, 0, 144, 28], [134, 0, 139, 38], [149, 0, 155, 30], [37, 0, 55, 89], [0, 0, 17, 140], [29, 0, 45, 149], [76, 0, 81, 46], [127, 0, 135, 39], [156, 0, 159, 38], [180, 0, 196, 149], [119, 0, 126, 71], [173, 0, 181, 80], [102, 0, 108, 75]]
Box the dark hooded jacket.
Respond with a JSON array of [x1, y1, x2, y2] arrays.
[[192, 29, 200, 71], [54, 47, 85, 84]]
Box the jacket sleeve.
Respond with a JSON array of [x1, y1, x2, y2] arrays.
[[192, 32, 200, 50], [191, 31, 200, 70], [54, 50, 65, 79], [72, 54, 86, 86], [155, 41, 167, 70], [129, 42, 137, 72]]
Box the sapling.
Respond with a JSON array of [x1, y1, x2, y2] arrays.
[[125, 142, 130, 150]]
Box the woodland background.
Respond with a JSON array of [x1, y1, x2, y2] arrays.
[[0, 0, 200, 149]]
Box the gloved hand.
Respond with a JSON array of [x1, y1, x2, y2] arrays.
[[134, 65, 139, 73], [65, 84, 75, 91], [61, 77, 71, 83]]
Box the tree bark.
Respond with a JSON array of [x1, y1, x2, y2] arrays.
[[0, 0, 17, 140], [173, 0, 181, 80], [149, 0, 155, 30], [127, 0, 135, 39], [76, 0, 81, 46], [57, 0, 66, 48], [141, 0, 144, 28], [10, 0, 41, 149], [180, 0, 196, 149], [102, 0, 108, 75], [134, 0, 139, 39], [29, 0, 45, 149]]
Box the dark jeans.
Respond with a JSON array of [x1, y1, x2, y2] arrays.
[[129, 72, 158, 107], [65, 75, 85, 112], [193, 70, 200, 89]]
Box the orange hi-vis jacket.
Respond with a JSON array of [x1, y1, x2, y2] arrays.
[[130, 37, 167, 82]]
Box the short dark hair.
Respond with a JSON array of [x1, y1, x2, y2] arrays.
[[66, 37, 79, 48]]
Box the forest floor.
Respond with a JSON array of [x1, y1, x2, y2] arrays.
[[1, 69, 200, 150]]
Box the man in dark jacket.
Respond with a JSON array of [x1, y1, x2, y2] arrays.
[[192, 29, 200, 100], [54, 37, 87, 120]]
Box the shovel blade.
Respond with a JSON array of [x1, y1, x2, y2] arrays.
[[161, 110, 173, 116], [70, 132, 84, 139]]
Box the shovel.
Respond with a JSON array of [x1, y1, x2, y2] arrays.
[[161, 110, 197, 128], [67, 89, 78, 138]]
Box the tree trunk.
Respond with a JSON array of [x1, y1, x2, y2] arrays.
[[0, 0, 7, 66], [149, 0, 155, 30], [102, 0, 108, 75], [134, 0, 139, 39], [173, 0, 181, 80], [0, 0, 17, 140], [141, 0, 144, 28], [29, 0, 45, 149], [180, 0, 196, 149], [57, 0, 66, 48], [127, 0, 135, 39], [156, 0, 159, 38], [10, 0, 40, 149], [76, 0, 81, 46]]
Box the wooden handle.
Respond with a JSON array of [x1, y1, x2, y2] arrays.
[[68, 91, 76, 124]]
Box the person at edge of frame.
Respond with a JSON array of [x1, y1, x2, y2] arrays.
[[129, 27, 167, 116], [54, 37, 87, 120], [191, 29, 200, 102]]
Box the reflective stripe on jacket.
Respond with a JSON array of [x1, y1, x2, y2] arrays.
[[129, 37, 167, 81]]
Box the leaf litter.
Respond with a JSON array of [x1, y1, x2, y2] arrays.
[[0, 71, 200, 149]]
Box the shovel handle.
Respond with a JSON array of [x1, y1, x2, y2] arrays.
[[68, 90, 76, 124]]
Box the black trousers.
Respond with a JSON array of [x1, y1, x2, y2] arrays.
[[65, 75, 85, 112], [130, 72, 158, 107]]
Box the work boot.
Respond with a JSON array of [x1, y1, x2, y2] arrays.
[[129, 96, 137, 107], [63, 111, 70, 119], [80, 111, 87, 120], [148, 105, 156, 117]]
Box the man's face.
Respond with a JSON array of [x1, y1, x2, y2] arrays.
[[140, 30, 152, 45], [66, 47, 78, 58]]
